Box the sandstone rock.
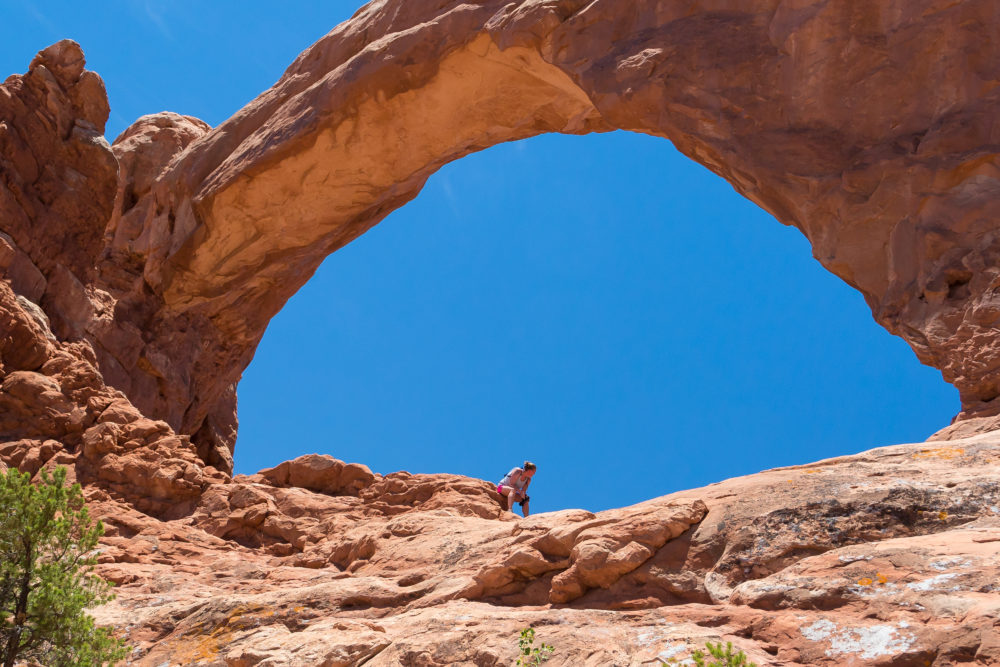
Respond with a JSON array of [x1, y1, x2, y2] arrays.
[[82, 432, 1000, 666], [6, 1, 1000, 463], [110, 112, 210, 224], [0, 233, 46, 303], [360, 471, 506, 519], [546, 499, 707, 604], [0, 282, 54, 373], [94, 0, 1000, 444], [0, 438, 55, 475], [0, 275, 209, 513], [257, 453, 376, 497], [4, 6, 1000, 665], [0, 39, 115, 288]]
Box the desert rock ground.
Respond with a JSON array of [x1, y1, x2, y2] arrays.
[[82, 436, 1000, 666]]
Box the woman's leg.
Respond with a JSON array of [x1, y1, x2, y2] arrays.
[[520, 498, 530, 517], [499, 485, 520, 511]]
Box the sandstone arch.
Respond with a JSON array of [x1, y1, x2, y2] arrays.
[[6, 0, 1000, 472]]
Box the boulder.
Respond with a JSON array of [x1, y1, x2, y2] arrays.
[[259, 454, 376, 496]]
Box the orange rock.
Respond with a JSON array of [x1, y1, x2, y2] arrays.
[[4, 3, 1000, 664], [257, 453, 376, 496], [7, 1, 1000, 465], [79, 434, 1000, 665]]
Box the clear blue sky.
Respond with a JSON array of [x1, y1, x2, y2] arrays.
[[5, 1, 957, 513]]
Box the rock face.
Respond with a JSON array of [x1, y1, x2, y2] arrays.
[[0, 278, 221, 515], [4, 3, 1000, 467], [82, 437, 1000, 666], [3, 3, 1000, 666]]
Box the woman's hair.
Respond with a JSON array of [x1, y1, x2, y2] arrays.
[[523, 461, 536, 471]]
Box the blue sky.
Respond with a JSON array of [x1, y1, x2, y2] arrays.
[[5, 2, 957, 513]]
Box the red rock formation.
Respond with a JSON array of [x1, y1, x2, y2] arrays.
[[125, 0, 1000, 446], [0, 277, 218, 515], [81, 438, 1000, 665], [4, 5, 1000, 665], [6, 3, 1000, 468], [0, 40, 115, 287]]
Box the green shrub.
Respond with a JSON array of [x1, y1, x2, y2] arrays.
[[0, 466, 129, 667], [516, 627, 554, 666], [661, 640, 757, 667]]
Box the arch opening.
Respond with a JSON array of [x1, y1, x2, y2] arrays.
[[235, 130, 957, 512]]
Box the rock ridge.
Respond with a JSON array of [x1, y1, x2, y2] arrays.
[[79, 437, 1000, 665]]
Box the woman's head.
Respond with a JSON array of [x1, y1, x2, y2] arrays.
[[524, 461, 536, 473]]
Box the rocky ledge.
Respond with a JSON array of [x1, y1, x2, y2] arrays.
[[73, 434, 999, 666]]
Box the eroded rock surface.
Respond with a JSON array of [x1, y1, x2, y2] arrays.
[[77, 436, 1000, 666]]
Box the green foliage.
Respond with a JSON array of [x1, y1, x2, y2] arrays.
[[516, 627, 554, 666], [660, 641, 757, 667], [690, 641, 757, 667], [0, 466, 129, 667]]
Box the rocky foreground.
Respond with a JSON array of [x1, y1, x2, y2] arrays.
[[3, 262, 999, 665], [73, 433, 997, 666]]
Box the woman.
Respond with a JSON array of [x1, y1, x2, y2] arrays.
[[497, 461, 536, 517]]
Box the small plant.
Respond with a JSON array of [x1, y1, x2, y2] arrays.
[[516, 627, 554, 666], [660, 641, 757, 667], [691, 641, 757, 667]]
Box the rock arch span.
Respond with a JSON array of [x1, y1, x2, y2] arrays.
[[5, 0, 1000, 473]]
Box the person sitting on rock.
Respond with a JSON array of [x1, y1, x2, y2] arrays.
[[497, 461, 535, 517]]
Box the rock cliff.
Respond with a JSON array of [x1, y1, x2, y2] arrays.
[[2, 1, 1000, 664]]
